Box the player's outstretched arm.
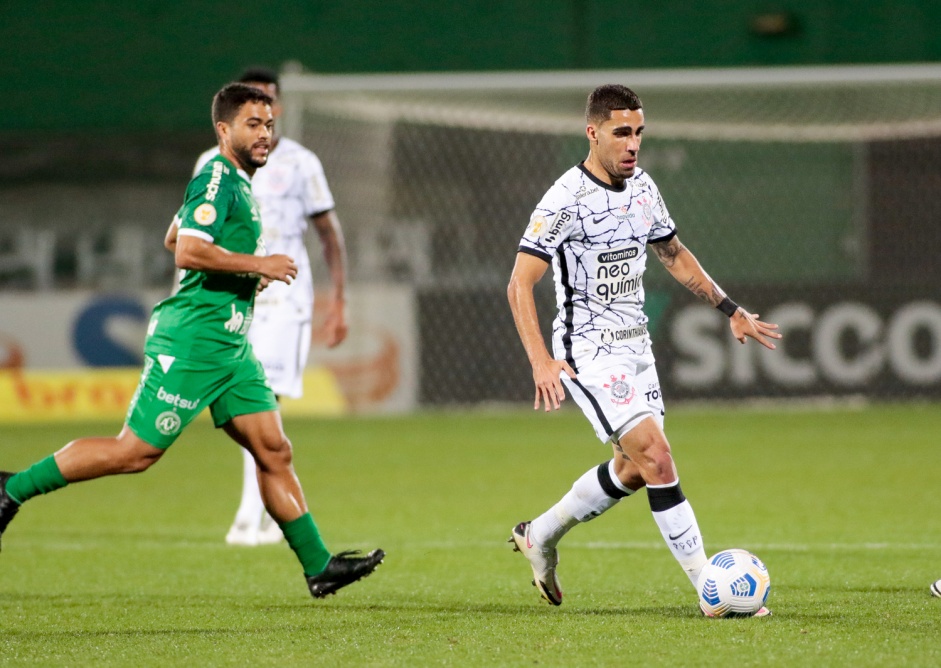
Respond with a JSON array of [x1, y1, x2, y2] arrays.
[[507, 252, 576, 411], [175, 235, 298, 284], [650, 235, 781, 350]]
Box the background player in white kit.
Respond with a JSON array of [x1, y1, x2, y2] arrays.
[[185, 67, 349, 546], [506, 84, 781, 613]]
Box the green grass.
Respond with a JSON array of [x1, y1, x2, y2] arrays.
[[1, 404, 940, 666]]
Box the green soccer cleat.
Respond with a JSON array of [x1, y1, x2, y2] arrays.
[[306, 549, 385, 598]]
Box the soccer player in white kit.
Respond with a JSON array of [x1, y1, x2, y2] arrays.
[[188, 68, 349, 546], [507, 84, 781, 614]]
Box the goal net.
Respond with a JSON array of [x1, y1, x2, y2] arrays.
[[280, 64, 941, 405]]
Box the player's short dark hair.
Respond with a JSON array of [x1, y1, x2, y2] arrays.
[[238, 66, 280, 94], [586, 84, 643, 123], [211, 83, 274, 125]]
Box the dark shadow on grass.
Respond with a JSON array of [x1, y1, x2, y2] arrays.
[[247, 600, 704, 619], [1, 592, 724, 623]]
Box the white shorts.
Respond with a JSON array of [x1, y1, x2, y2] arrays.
[[562, 350, 665, 444], [248, 309, 311, 399]]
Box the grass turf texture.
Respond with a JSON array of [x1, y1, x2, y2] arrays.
[[1, 404, 939, 666]]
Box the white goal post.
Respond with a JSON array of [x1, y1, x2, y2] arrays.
[[281, 63, 941, 142]]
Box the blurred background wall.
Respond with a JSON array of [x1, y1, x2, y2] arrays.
[[2, 1, 941, 416], [6, 0, 941, 133]]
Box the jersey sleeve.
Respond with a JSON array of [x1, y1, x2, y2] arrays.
[[176, 164, 234, 243], [299, 150, 335, 217], [646, 182, 677, 243], [518, 191, 578, 262]]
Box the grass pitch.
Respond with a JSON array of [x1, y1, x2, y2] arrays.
[[1, 404, 939, 666]]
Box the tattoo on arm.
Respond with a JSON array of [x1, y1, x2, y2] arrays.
[[682, 276, 709, 303], [654, 236, 725, 306], [652, 237, 684, 268], [682, 277, 724, 306], [709, 285, 723, 306]]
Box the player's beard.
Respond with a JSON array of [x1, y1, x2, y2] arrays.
[[232, 142, 268, 171], [606, 154, 635, 180]]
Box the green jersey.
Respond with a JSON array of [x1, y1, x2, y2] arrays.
[[146, 155, 265, 362]]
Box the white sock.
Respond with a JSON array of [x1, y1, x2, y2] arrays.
[[233, 448, 265, 528], [648, 480, 707, 588], [530, 461, 633, 548]]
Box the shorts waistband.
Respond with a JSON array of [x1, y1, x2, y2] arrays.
[[601, 324, 648, 342]]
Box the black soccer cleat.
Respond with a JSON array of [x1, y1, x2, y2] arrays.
[[306, 548, 385, 598], [0, 472, 21, 553]]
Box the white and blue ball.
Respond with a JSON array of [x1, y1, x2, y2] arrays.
[[697, 549, 771, 618]]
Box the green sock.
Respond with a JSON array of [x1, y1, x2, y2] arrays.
[[6, 455, 68, 505], [280, 513, 331, 576]]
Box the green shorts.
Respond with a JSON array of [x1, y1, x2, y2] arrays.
[[125, 350, 278, 448]]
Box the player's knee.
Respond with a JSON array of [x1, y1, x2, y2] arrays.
[[644, 451, 676, 482], [123, 455, 157, 473], [111, 428, 164, 474], [629, 436, 674, 480], [254, 434, 294, 471], [112, 446, 161, 474]]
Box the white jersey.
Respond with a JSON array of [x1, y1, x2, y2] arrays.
[[518, 163, 676, 371], [193, 137, 335, 321]]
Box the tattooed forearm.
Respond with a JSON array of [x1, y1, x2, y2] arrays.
[[656, 235, 728, 306], [683, 276, 711, 304], [652, 237, 684, 268], [682, 277, 725, 306]]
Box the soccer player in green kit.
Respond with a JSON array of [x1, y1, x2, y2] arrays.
[[0, 83, 384, 599]]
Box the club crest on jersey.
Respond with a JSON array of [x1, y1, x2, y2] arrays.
[[638, 196, 654, 228], [603, 374, 636, 406], [193, 203, 217, 226]]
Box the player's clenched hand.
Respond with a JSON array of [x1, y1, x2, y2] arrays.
[[255, 276, 271, 294], [730, 309, 782, 350], [259, 254, 298, 284], [532, 358, 577, 412]]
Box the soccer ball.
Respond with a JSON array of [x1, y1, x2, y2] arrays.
[[697, 549, 771, 618]]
